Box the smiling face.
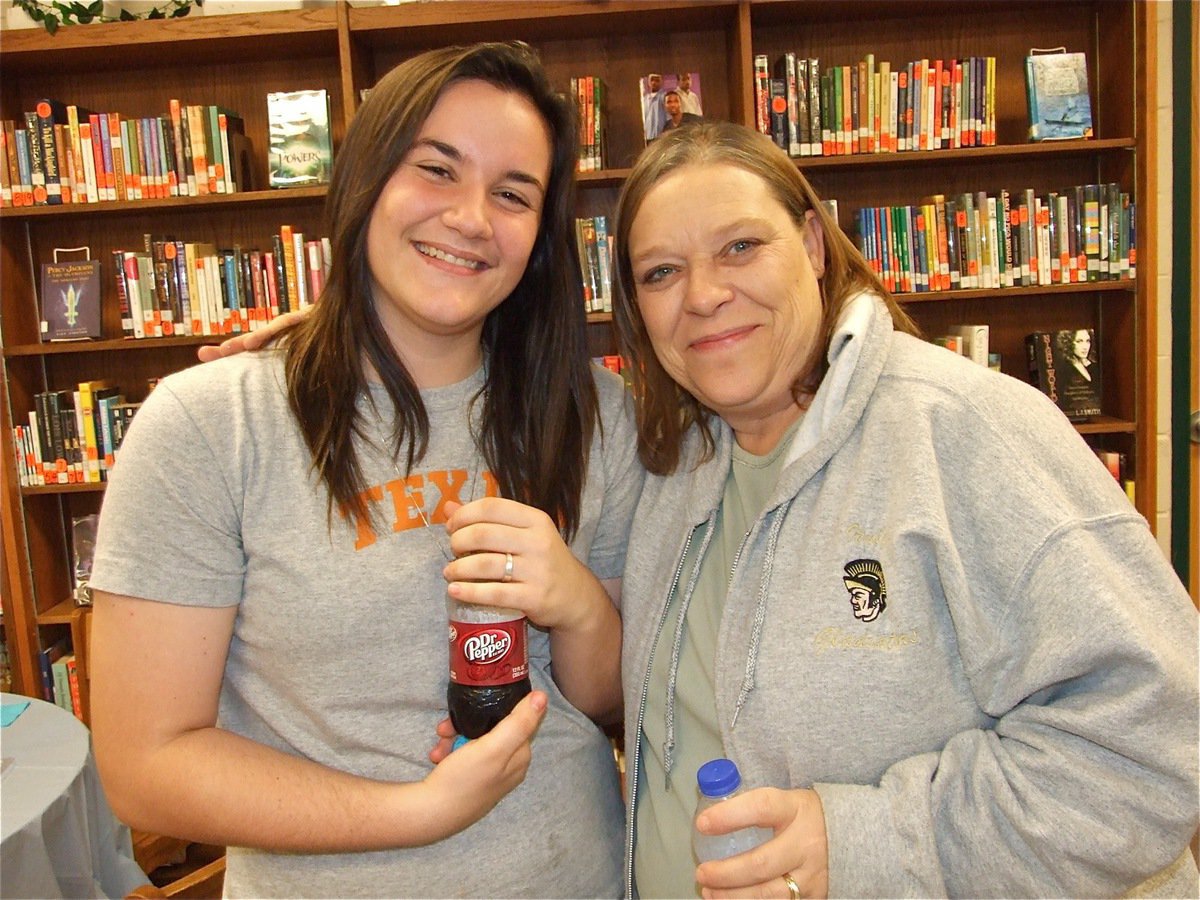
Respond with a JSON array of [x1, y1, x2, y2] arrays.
[[664, 91, 683, 119], [627, 162, 826, 453], [365, 79, 551, 386]]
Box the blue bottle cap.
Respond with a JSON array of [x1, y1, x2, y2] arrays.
[[697, 758, 742, 797]]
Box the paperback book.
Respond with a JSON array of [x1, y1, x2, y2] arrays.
[[1026, 328, 1101, 421], [639, 71, 703, 144], [267, 89, 333, 188], [1025, 49, 1094, 141]]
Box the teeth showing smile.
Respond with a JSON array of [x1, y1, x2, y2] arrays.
[[415, 242, 486, 270]]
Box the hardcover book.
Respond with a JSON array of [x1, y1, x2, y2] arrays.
[[1025, 50, 1093, 141], [267, 89, 333, 188], [40, 255, 102, 341]]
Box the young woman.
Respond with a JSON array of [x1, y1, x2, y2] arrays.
[[89, 43, 640, 898], [611, 121, 1198, 899]]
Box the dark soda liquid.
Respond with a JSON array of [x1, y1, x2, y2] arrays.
[[447, 678, 531, 739]]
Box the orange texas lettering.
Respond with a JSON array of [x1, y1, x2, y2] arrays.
[[343, 468, 499, 551]]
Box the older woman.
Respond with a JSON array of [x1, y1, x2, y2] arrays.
[[612, 121, 1198, 899]]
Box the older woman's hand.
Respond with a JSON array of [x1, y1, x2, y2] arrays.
[[196, 308, 309, 362], [694, 787, 829, 899]]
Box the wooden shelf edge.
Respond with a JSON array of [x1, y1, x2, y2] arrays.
[[36, 597, 81, 626], [0, 7, 338, 70], [5, 335, 227, 358], [21, 482, 105, 496], [896, 279, 1137, 304], [1074, 416, 1136, 435], [794, 137, 1134, 171], [0, 187, 327, 221]]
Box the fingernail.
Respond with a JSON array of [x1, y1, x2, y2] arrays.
[[452, 736, 468, 751]]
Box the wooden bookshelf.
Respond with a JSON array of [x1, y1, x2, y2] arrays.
[[0, 0, 1157, 699]]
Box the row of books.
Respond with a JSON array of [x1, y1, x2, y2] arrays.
[[109, 228, 330, 340], [575, 215, 614, 313], [570, 76, 607, 172], [13, 383, 140, 487], [1, 99, 247, 208], [931, 324, 998, 370], [757, 53, 998, 158], [852, 183, 1134, 296], [39, 638, 84, 720]]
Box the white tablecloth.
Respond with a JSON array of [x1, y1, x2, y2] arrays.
[[0, 692, 147, 899]]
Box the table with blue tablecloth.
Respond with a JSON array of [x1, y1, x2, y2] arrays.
[[1, 692, 147, 899]]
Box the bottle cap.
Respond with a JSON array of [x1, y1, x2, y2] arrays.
[[697, 758, 742, 797]]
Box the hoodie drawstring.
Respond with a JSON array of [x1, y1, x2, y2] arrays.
[[732, 498, 792, 728], [662, 513, 717, 787]]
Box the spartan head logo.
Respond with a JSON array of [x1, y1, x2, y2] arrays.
[[842, 558, 887, 623]]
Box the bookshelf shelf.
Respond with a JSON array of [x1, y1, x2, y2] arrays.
[[797, 137, 1135, 171], [0, 7, 339, 72], [1074, 416, 1137, 436], [34, 598, 78, 626], [577, 168, 635, 187], [0, 2, 1158, 715], [4, 335, 227, 358], [20, 483, 105, 496], [0, 187, 327, 221], [896, 279, 1137, 305]]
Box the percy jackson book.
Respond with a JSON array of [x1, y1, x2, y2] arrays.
[[41, 251, 102, 341]]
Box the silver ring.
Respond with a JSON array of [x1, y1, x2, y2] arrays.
[[502, 552, 514, 583], [782, 873, 801, 900]]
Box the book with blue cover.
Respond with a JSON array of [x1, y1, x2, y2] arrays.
[[1025, 50, 1094, 141]]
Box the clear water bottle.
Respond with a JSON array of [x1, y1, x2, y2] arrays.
[[692, 758, 773, 863]]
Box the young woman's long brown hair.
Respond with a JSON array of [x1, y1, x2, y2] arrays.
[[612, 120, 918, 475], [285, 42, 596, 536]]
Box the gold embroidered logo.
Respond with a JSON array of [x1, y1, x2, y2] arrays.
[[842, 558, 887, 622], [813, 626, 919, 654]]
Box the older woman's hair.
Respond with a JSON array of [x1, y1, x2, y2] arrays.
[[612, 120, 917, 474], [285, 42, 596, 536]]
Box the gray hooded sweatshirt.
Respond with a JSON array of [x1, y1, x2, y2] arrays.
[[620, 293, 1199, 898]]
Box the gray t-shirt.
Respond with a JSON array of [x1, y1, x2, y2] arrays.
[[634, 420, 798, 898], [91, 350, 644, 898]]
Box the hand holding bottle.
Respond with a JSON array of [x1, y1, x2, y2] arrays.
[[441, 497, 622, 724], [421, 689, 548, 838], [442, 497, 599, 633], [693, 779, 829, 899]]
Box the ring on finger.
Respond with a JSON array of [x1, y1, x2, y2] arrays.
[[782, 873, 801, 900], [502, 552, 514, 583]]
